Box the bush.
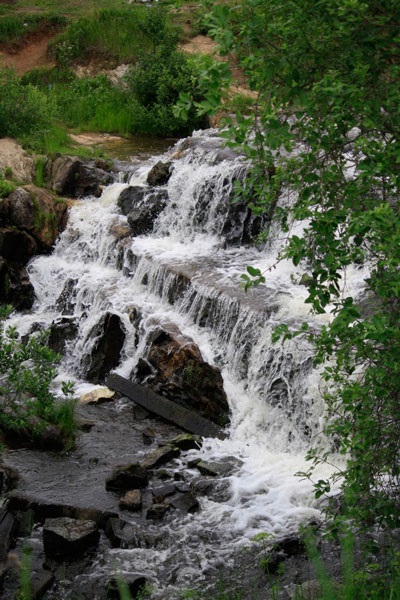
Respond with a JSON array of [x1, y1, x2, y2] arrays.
[[0, 307, 77, 449]]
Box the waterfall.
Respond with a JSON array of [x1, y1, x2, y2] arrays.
[[8, 129, 366, 597]]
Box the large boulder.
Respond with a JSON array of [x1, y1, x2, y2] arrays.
[[146, 161, 172, 186], [117, 186, 167, 236], [43, 517, 99, 559], [0, 258, 34, 309], [7, 185, 68, 252], [85, 313, 126, 384], [47, 155, 114, 198], [0, 138, 34, 183], [135, 325, 229, 427]]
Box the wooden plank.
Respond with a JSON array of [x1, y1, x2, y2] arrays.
[[106, 374, 226, 440]]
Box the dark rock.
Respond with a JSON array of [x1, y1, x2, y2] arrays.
[[142, 426, 156, 445], [119, 490, 142, 512], [127, 190, 168, 236], [151, 483, 176, 503], [146, 503, 169, 520], [8, 185, 67, 252], [0, 227, 37, 262], [189, 457, 242, 477], [0, 509, 15, 566], [14, 508, 35, 536], [107, 574, 147, 599], [6, 491, 115, 527], [135, 327, 229, 427], [30, 568, 55, 600], [106, 463, 149, 492], [48, 317, 78, 354], [169, 491, 199, 513], [117, 186, 146, 216], [266, 536, 307, 575], [85, 313, 126, 384], [168, 433, 202, 451], [146, 161, 172, 186], [0, 259, 34, 309], [48, 155, 113, 198], [191, 477, 231, 502], [141, 445, 180, 470], [0, 415, 66, 451], [43, 517, 99, 559], [55, 278, 78, 315], [105, 517, 162, 548], [0, 462, 19, 495]]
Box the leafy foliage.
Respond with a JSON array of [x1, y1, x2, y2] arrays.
[[199, 0, 400, 530], [0, 306, 77, 449]]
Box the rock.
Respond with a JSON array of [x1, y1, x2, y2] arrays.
[[191, 478, 231, 503], [0, 138, 35, 183], [6, 491, 116, 527], [106, 575, 147, 599], [48, 155, 113, 198], [151, 483, 176, 503], [30, 568, 55, 600], [265, 536, 307, 575], [135, 327, 230, 427], [0, 462, 19, 495], [105, 517, 162, 548], [188, 458, 241, 477], [43, 517, 99, 559], [146, 503, 169, 520], [169, 491, 199, 514], [290, 580, 322, 600], [142, 426, 156, 445], [0, 509, 15, 566], [106, 464, 149, 492], [128, 192, 166, 235], [79, 387, 115, 405], [119, 490, 142, 512], [117, 186, 146, 215], [8, 186, 68, 252], [141, 445, 180, 470], [48, 317, 78, 354], [0, 259, 34, 309], [55, 278, 78, 315], [0, 227, 37, 262], [85, 313, 126, 384], [0, 415, 66, 451], [146, 161, 172, 186], [168, 433, 202, 451]]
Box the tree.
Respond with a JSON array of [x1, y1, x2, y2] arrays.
[[193, 0, 400, 529]]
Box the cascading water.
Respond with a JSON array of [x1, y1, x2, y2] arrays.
[[6, 129, 368, 598]]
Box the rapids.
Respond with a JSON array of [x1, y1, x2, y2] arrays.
[[5, 129, 367, 598]]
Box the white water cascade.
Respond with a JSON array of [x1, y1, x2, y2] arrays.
[[8, 130, 368, 598]]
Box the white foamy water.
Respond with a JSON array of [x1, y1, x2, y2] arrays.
[[9, 130, 366, 597]]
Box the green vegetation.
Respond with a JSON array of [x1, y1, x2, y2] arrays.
[[0, 4, 206, 149], [0, 306, 77, 450], [0, 13, 65, 47], [192, 0, 400, 569]]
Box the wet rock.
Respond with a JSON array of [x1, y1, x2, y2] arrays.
[[119, 490, 142, 512], [141, 445, 180, 470], [43, 517, 99, 559], [105, 517, 162, 548], [48, 155, 113, 198], [107, 575, 147, 599], [168, 433, 202, 451], [127, 190, 168, 236], [0, 461, 19, 495], [55, 278, 78, 315], [136, 327, 229, 427], [151, 483, 176, 503], [0, 259, 34, 309], [117, 186, 146, 215], [142, 426, 156, 445], [79, 387, 115, 405], [146, 503, 169, 520], [266, 536, 307, 575], [0, 415, 66, 451], [106, 463, 149, 492], [146, 160, 172, 186], [169, 491, 199, 514], [6, 491, 115, 527], [188, 457, 241, 477], [0, 227, 37, 262], [8, 185, 67, 252], [85, 313, 126, 384], [0, 510, 15, 566], [30, 568, 55, 600], [191, 478, 231, 503], [48, 317, 78, 354], [14, 508, 35, 537]]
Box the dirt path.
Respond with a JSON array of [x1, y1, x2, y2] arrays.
[[0, 32, 55, 74]]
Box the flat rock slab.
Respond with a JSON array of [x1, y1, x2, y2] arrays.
[[107, 374, 226, 439], [43, 517, 99, 559]]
